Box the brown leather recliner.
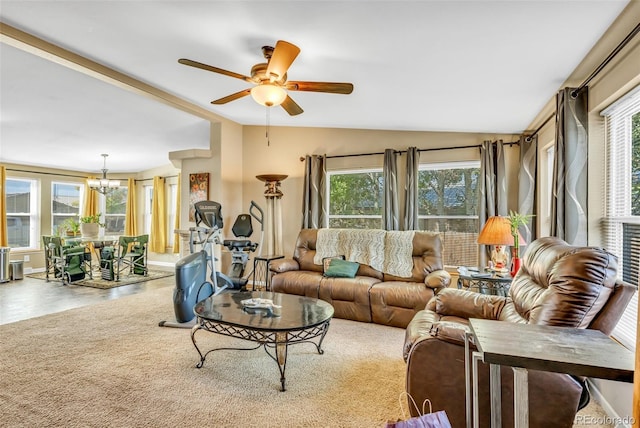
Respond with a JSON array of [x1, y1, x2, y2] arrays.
[[403, 236, 635, 428]]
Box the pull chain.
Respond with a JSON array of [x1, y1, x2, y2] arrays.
[[265, 106, 271, 146]]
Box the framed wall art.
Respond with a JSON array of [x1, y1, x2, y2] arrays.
[[189, 172, 209, 221]]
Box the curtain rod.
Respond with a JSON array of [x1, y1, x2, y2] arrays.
[[571, 21, 640, 98], [5, 167, 178, 183], [5, 168, 88, 179], [299, 140, 519, 161], [525, 113, 556, 142], [134, 174, 179, 183]]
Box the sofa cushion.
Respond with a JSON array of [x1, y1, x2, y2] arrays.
[[383, 231, 444, 282], [318, 276, 378, 322], [370, 281, 436, 328], [293, 229, 324, 273], [507, 237, 618, 328], [271, 270, 323, 298], [324, 259, 359, 278]]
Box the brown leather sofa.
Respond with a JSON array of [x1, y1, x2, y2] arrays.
[[270, 228, 451, 328], [403, 236, 635, 428]]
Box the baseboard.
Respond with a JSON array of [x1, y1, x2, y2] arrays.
[[148, 261, 176, 268], [586, 379, 632, 428]]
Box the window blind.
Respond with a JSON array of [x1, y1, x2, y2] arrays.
[[601, 84, 640, 350]]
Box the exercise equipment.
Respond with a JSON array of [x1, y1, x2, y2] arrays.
[[160, 200, 262, 328], [222, 201, 264, 289]]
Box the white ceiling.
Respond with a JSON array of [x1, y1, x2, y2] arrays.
[[0, 1, 632, 173]]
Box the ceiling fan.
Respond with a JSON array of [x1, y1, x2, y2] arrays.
[[178, 40, 354, 116]]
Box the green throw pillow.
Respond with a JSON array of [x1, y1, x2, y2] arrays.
[[322, 255, 345, 273], [324, 258, 359, 278]]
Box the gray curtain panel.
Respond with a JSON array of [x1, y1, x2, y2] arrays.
[[495, 141, 507, 215], [383, 149, 400, 231], [517, 134, 538, 245], [403, 146, 419, 230], [301, 154, 327, 229], [551, 87, 588, 246], [478, 140, 507, 266]]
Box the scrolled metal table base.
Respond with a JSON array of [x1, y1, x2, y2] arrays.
[[191, 318, 331, 391]]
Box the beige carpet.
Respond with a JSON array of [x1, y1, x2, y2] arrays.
[[0, 287, 410, 427], [27, 269, 174, 289]]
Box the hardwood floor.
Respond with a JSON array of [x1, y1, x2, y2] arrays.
[[0, 268, 175, 325]]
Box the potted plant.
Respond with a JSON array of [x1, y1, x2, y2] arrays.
[[507, 210, 534, 275], [80, 213, 104, 238], [61, 218, 81, 237]]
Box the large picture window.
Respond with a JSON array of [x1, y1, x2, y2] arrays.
[[166, 183, 178, 246], [51, 182, 81, 235], [143, 185, 153, 235], [418, 161, 480, 266], [327, 169, 383, 229], [601, 84, 640, 351], [99, 186, 127, 235], [6, 178, 39, 249]]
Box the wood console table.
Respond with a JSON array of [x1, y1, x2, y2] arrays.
[[465, 318, 635, 428]]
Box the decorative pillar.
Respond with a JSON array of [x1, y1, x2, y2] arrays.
[[256, 174, 288, 255]]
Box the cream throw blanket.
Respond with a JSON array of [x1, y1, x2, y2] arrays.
[[314, 229, 415, 278], [384, 231, 415, 277]]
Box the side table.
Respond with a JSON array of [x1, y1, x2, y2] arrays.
[[465, 318, 635, 428], [252, 254, 284, 291], [457, 267, 512, 296]]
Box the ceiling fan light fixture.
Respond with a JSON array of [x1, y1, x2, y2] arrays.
[[251, 84, 287, 107]]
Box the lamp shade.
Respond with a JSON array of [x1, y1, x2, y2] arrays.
[[251, 84, 287, 107], [477, 215, 525, 246]]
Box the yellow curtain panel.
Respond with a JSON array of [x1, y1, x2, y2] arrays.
[[0, 166, 8, 246], [82, 176, 98, 217], [125, 178, 137, 236], [149, 176, 166, 253], [173, 173, 181, 254]]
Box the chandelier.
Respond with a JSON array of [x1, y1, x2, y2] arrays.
[[87, 154, 121, 195]]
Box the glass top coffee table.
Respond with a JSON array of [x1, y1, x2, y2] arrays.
[[191, 291, 334, 391]]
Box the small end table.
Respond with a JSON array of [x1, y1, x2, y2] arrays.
[[465, 318, 635, 428], [457, 268, 512, 296], [252, 254, 284, 291]]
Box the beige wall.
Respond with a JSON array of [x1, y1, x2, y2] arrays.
[[579, 8, 640, 420], [241, 126, 520, 257], [519, 2, 640, 419]]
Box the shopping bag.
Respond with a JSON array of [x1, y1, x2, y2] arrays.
[[385, 392, 452, 428]]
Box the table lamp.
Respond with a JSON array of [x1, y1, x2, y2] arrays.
[[477, 215, 525, 275]]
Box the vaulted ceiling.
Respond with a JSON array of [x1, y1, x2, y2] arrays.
[[0, 1, 632, 173]]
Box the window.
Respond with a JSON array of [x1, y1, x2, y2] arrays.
[[143, 185, 153, 235], [418, 161, 480, 266], [601, 84, 640, 350], [6, 178, 39, 249], [166, 183, 178, 246], [51, 182, 81, 235], [99, 186, 128, 235], [327, 168, 383, 229]]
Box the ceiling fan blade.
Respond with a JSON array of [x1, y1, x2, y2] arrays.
[[286, 81, 354, 94], [281, 95, 304, 116], [211, 89, 252, 104], [266, 40, 300, 81], [179, 58, 252, 82]]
